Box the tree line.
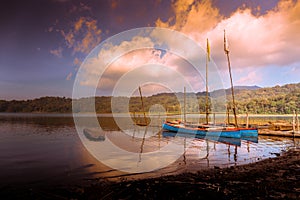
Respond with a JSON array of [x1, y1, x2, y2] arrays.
[[0, 83, 299, 114]]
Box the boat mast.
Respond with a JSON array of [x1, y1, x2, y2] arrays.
[[224, 30, 238, 127], [205, 38, 210, 124], [138, 86, 147, 125], [184, 86, 186, 123]]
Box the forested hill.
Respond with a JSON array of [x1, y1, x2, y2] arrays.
[[0, 83, 299, 114], [233, 83, 300, 114]]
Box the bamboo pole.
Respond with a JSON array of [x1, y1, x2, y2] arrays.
[[184, 86, 186, 123], [296, 110, 299, 132], [139, 126, 148, 162], [234, 145, 237, 163], [292, 110, 295, 136], [224, 30, 238, 128], [133, 112, 136, 121], [183, 137, 186, 164], [227, 106, 230, 125], [205, 39, 210, 124], [213, 113, 216, 125], [138, 86, 147, 125], [205, 139, 209, 159], [246, 112, 249, 128]]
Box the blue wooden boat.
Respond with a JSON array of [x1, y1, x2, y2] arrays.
[[239, 127, 258, 137], [162, 121, 258, 139], [162, 121, 241, 139]]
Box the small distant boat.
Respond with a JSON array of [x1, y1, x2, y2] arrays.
[[135, 122, 149, 126], [83, 128, 105, 141]]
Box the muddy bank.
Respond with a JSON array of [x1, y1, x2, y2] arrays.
[[1, 148, 300, 199]]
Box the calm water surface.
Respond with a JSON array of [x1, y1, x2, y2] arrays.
[[0, 113, 299, 187]]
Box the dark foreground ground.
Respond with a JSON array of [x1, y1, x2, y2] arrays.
[[1, 148, 300, 199]]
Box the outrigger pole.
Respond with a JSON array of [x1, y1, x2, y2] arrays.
[[184, 86, 187, 123], [205, 38, 210, 124], [138, 86, 147, 125], [224, 30, 238, 127]]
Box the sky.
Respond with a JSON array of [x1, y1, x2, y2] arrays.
[[0, 0, 300, 100]]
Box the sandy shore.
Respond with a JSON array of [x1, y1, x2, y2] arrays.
[[2, 148, 299, 199]]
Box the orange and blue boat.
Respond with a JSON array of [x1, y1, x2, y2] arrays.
[[162, 120, 258, 139], [162, 121, 241, 138]]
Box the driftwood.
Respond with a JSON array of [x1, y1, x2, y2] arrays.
[[258, 129, 300, 138], [268, 121, 293, 131]]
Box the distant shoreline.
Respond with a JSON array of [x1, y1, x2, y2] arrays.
[[1, 82, 299, 114], [0, 112, 296, 117]]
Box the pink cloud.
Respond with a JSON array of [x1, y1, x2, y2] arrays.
[[66, 72, 73, 81], [73, 57, 82, 67], [156, 0, 300, 70], [235, 71, 262, 85], [50, 47, 63, 58]]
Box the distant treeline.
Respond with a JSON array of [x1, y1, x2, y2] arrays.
[[0, 83, 299, 114]]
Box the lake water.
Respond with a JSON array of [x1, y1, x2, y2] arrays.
[[0, 113, 299, 188]]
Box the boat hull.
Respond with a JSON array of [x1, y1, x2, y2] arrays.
[[239, 128, 258, 137], [162, 122, 241, 138]]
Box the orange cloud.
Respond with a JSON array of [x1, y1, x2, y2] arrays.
[[156, 0, 221, 32], [156, 0, 300, 70], [73, 57, 82, 67], [69, 2, 91, 14], [66, 72, 73, 81], [50, 47, 63, 58], [74, 17, 85, 32], [61, 30, 75, 48], [62, 17, 102, 54], [110, 0, 118, 9]]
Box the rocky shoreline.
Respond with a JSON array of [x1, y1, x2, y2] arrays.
[[1, 148, 299, 199], [78, 148, 300, 199]]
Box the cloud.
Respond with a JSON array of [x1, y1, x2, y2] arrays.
[[235, 71, 262, 85], [62, 17, 102, 54], [74, 0, 300, 94], [110, 0, 118, 9], [48, 27, 54, 32], [74, 28, 201, 95], [156, 0, 300, 71], [69, 2, 92, 14], [66, 72, 72, 81], [75, 26, 222, 95], [156, 0, 195, 30], [50, 47, 63, 58], [156, 0, 221, 33], [79, 36, 156, 88], [73, 57, 82, 67]]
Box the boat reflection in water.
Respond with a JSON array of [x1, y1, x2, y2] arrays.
[[81, 121, 260, 171], [162, 131, 242, 146], [162, 130, 260, 168], [0, 114, 298, 185], [79, 114, 297, 177]]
